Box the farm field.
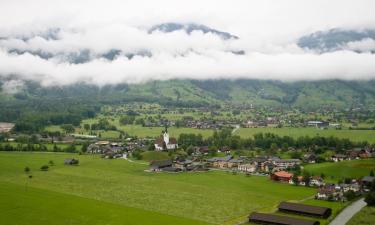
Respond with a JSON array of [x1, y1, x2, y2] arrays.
[[0, 152, 317, 225], [0, 181, 209, 225], [304, 159, 375, 182], [347, 206, 375, 225], [236, 127, 375, 143]]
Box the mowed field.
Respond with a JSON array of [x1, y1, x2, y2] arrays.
[[236, 127, 375, 143], [0, 152, 317, 225], [304, 159, 375, 182], [347, 207, 375, 225]]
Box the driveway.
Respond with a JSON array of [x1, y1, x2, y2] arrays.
[[329, 198, 366, 225]]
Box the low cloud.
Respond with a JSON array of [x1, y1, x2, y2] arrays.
[[0, 0, 375, 85]]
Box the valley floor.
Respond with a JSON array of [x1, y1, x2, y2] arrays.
[[0, 152, 330, 225]]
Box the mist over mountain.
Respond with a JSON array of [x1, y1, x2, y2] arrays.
[[148, 23, 239, 40], [298, 29, 375, 53]]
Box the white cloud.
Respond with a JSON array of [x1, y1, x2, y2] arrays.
[[0, 0, 375, 85]]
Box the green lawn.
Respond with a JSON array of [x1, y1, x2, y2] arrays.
[[237, 127, 375, 143], [347, 206, 375, 225], [0, 152, 316, 225], [0, 181, 209, 225], [304, 159, 375, 182]]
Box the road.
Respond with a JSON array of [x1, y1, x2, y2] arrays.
[[329, 198, 366, 225]]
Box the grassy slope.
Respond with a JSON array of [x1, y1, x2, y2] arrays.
[[0, 152, 316, 224], [304, 159, 375, 182], [0, 181, 210, 225], [347, 206, 375, 225]]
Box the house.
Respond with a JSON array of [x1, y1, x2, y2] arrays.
[[331, 154, 347, 162], [303, 154, 317, 163], [271, 171, 293, 183], [307, 121, 329, 129], [0, 122, 15, 133], [315, 184, 342, 201], [154, 130, 178, 151], [272, 159, 301, 169], [207, 156, 233, 168], [193, 146, 209, 155], [238, 163, 257, 173], [149, 160, 173, 171], [339, 183, 360, 193], [361, 176, 375, 187], [227, 158, 244, 168], [278, 202, 332, 218], [173, 159, 193, 170], [310, 176, 324, 187], [64, 158, 79, 165], [249, 212, 320, 225]]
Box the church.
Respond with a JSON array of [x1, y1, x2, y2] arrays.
[[154, 128, 178, 151]]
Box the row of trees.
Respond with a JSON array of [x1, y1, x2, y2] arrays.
[[177, 129, 371, 154], [0, 143, 85, 153]]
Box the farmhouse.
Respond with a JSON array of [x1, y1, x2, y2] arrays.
[[272, 159, 301, 169], [207, 156, 233, 168], [303, 153, 317, 163], [315, 184, 342, 201], [278, 202, 332, 218], [154, 130, 178, 151], [361, 176, 375, 187], [0, 122, 15, 133], [64, 158, 79, 165], [271, 171, 293, 183], [331, 154, 347, 162], [149, 160, 173, 171], [249, 212, 320, 225], [238, 162, 257, 173], [306, 121, 329, 128]]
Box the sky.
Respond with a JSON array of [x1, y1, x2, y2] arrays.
[[0, 0, 375, 86]]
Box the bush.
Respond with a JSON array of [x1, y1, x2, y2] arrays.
[[365, 192, 375, 206], [24, 166, 30, 173], [40, 165, 49, 171]]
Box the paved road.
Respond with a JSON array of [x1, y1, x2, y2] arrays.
[[329, 198, 366, 225]]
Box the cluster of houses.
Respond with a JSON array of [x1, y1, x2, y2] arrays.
[[207, 155, 301, 174], [270, 169, 375, 202], [331, 147, 374, 162], [87, 141, 126, 158], [315, 176, 375, 201]]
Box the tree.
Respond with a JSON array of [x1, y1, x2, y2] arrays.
[[24, 166, 30, 173], [61, 124, 75, 134], [370, 170, 374, 177], [83, 124, 91, 130], [365, 192, 375, 206], [40, 165, 49, 171]]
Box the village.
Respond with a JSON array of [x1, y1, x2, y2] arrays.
[[78, 128, 375, 205]]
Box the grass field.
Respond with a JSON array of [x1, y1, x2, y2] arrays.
[[304, 159, 375, 182], [237, 127, 375, 143], [0, 181, 209, 225], [0, 152, 318, 225], [347, 206, 375, 225]]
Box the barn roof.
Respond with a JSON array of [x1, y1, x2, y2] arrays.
[[150, 160, 172, 168], [249, 212, 320, 225], [278, 202, 332, 218]]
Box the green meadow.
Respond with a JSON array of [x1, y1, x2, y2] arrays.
[[304, 159, 375, 182], [237, 127, 375, 143], [0, 152, 317, 225], [347, 207, 375, 225]]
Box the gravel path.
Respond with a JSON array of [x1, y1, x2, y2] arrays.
[[329, 198, 366, 225]]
